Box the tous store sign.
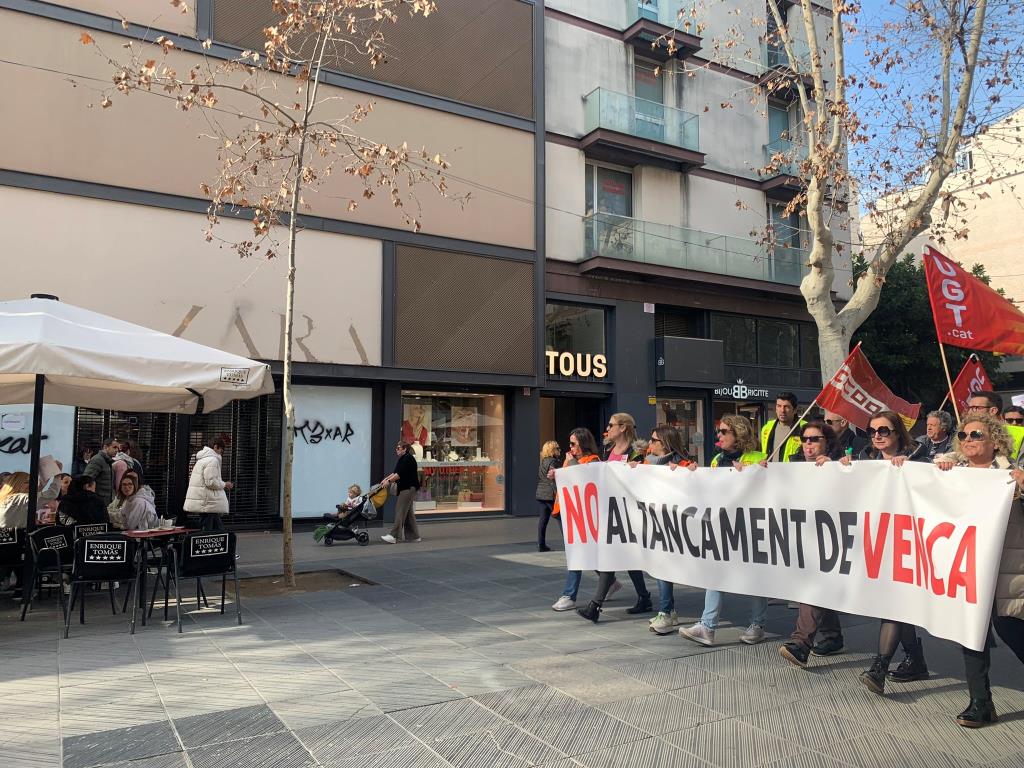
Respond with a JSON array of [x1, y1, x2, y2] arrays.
[[545, 302, 608, 380]]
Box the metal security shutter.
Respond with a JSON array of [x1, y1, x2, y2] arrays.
[[73, 409, 175, 512], [656, 308, 703, 338], [211, 0, 534, 118], [394, 246, 535, 375]]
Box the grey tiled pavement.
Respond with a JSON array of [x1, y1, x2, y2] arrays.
[[3, 516, 1024, 768]]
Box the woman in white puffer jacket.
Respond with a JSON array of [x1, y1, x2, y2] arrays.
[[183, 439, 233, 530]]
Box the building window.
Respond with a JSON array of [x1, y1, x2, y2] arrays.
[[800, 324, 820, 370], [710, 314, 757, 364], [757, 319, 800, 369], [955, 149, 973, 172], [401, 391, 505, 514], [545, 303, 608, 379], [585, 163, 633, 219]]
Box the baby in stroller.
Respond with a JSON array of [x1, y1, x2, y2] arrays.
[[313, 482, 386, 546]]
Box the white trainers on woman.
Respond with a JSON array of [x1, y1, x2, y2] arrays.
[[740, 624, 767, 644], [551, 596, 576, 611], [679, 622, 715, 646]]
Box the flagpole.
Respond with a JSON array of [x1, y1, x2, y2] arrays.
[[938, 353, 977, 412], [938, 341, 961, 423]]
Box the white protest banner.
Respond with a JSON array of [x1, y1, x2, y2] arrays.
[[555, 461, 1016, 651]]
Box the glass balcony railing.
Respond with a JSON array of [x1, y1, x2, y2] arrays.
[[627, 0, 694, 28], [581, 213, 810, 286], [763, 138, 808, 178], [583, 88, 700, 152], [763, 39, 811, 70]]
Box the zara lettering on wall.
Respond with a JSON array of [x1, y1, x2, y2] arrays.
[[714, 380, 770, 399], [545, 351, 608, 379]]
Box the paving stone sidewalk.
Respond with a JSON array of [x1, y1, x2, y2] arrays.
[[3, 517, 1024, 768]]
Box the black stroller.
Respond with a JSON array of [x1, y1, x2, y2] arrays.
[[313, 482, 388, 547]]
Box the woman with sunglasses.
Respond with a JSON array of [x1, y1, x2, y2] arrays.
[[575, 414, 655, 622], [840, 410, 929, 693], [935, 413, 1024, 727], [552, 428, 606, 611], [641, 426, 695, 634], [779, 421, 846, 665], [679, 414, 770, 646]]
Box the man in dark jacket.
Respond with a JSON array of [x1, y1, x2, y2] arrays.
[[916, 410, 953, 460], [824, 411, 867, 460], [82, 437, 117, 503]]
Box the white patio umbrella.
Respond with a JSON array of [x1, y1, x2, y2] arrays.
[[0, 295, 274, 524]]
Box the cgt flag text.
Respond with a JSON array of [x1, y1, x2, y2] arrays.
[[815, 343, 921, 430], [556, 461, 1016, 651]]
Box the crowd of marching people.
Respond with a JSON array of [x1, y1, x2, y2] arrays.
[[540, 390, 1024, 729]]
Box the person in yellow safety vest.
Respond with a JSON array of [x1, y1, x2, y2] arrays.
[[967, 391, 1024, 462], [760, 392, 806, 462], [1004, 404, 1024, 464]]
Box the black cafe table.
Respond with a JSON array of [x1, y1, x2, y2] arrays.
[[122, 527, 197, 627]]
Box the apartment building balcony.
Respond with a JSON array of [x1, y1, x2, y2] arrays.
[[761, 138, 807, 199], [581, 88, 704, 170], [623, 2, 702, 61], [580, 213, 808, 287]]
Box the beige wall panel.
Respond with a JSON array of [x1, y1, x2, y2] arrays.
[[53, 0, 195, 35], [545, 142, 586, 262], [0, 186, 382, 365], [0, 11, 535, 251], [637, 166, 681, 226]]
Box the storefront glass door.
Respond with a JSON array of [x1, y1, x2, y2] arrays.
[[656, 398, 705, 465]]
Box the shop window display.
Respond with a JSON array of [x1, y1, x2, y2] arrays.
[[401, 391, 505, 513], [657, 398, 705, 465]]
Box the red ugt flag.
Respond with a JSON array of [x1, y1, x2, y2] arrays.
[[924, 246, 1024, 355], [816, 344, 922, 430], [950, 355, 991, 414]]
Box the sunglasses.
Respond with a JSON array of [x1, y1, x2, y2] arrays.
[[957, 430, 989, 442], [650, 437, 662, 443], [1006, 417, 1024, 425], [866, 426, 893, 438], [824, 418, 843, 426], [716, 428, 733, 435], [800, 435, 824, 443]]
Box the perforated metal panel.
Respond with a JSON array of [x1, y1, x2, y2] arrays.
[[212, 0, 535, 118], [395, 246, 535, 375]]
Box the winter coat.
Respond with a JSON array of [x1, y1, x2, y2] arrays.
[[0, 476, 61, 527], [536, 456, 558, 501], [83, 451, 114, 503], [646, 451, 686, 466], [124, 486, 158, 530], [58, 490, 110, 526], [916, 433, 953, 461], [183, 447, 229, 515]]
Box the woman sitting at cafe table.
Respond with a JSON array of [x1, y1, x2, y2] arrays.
[[117, 474, 158, 531], [935, 412, 1024, 728], [57, 475, 110, 526]]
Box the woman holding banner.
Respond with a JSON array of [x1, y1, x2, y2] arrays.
[[935, 413, 1024, 727], [575, 413, 655, 622], [678, 414, 769, 646], [779, 421, 846, 666], [841, 411, 930, 694]]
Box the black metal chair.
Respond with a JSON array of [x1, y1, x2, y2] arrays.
[[20, 525, 74, 621], [168, 532, 241, 633], [64, 534, 139, 638], [72, 522, 109, 540], [0, 527, 23, 591]]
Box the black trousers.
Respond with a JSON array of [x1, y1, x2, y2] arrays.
[[199, 514, 225, 532], [537, 500, 553, 546], [593, 570, 650, 605], [962, 615, 1024, 700]]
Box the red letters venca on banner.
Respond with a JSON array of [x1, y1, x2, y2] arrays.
[[924, 245, 1024, 355], [950, 355, 991, 414], [815, 344, 921, 430], [556, 462, 1015, 651]]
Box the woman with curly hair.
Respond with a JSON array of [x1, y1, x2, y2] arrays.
[[935, 412, 1024, 727], [679, 413, 769, 646]]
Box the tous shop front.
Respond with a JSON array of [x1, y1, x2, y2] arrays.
[[401, 390, 506, 514]]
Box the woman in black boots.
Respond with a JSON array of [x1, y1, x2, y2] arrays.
[[935, 412, 1024, 727], [841, 411, 929, 694]]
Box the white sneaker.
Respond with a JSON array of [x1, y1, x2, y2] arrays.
[[649, 611, 680, 635], [380, 534, 397, 544], [551, 595, 576, 611], [606, 579, 623, 600], [412, 538, 422, 542], [679, 622, 715, 646], [740, 624, 767, 645]]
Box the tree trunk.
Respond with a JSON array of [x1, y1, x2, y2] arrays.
[[281, 226, 297, 589]]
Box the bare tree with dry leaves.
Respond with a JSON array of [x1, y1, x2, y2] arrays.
[[658, 0, 1020, 380], [80, 0, 463, 586]]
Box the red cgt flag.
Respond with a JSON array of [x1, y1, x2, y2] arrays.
[[924, 245, 1024, 355], [816, 343, 922, 430], [950, 355, 991, 414]]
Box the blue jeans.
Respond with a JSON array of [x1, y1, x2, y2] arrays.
[[657, 579, 674, 613], [563, 570, 582, 600], [700, 590, 768, 630]]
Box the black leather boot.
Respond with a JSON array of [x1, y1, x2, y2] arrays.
[[956, 698, 998, 728], [888, 638, 928, 682], [576, 601, 601, 623], [859, 655, 889, 695], [625, 596, 653, 615]]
